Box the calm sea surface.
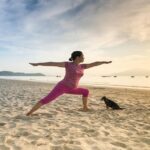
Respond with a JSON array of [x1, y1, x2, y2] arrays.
[[0, 75, 150, 90]]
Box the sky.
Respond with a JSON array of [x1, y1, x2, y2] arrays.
[[0, 0, 150, 76]]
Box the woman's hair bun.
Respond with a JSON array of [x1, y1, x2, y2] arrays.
[[69, 58, 72, 61], [69, 51, 83, 61]]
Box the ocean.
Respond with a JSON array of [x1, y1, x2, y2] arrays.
[[0, 75, 150, 90]]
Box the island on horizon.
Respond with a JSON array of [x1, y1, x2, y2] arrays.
[[0, 71, 45, 76]]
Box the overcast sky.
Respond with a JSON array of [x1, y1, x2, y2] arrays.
[[0, 0, 150, 75]]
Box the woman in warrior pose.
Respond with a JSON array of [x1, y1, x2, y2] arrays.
[[26, 51, 112, 116]]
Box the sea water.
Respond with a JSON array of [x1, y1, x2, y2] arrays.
[[0, 75, 150, 90]]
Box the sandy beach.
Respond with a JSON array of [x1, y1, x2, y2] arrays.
[[0, 79, 149, 150]]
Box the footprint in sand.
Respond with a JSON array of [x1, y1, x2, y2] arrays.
[[84, 129, 99, 137], [140, 138, 150, 145], [0, 145, 10, 150], [34, 138, 49, 146], [111, 141, 127, 148], [91, 146, 101, 150], [5, 122, 16, 128], [52, 139, 67, 145], [25, 134, 42, 143], [69, 140, 81, 145], [5, 137, 15, 145], [144, 125, 150, 130], [50, 145, 63, 150], [35, 113, 53, 118], [19, 131, 30, 137], [5, 139, 21, 149], [0, 122, 6, 126], [14, 115, 30, 121], [103, 131, 110, 136], [11, 145, 21, 150], [63, 145, 83, 150]]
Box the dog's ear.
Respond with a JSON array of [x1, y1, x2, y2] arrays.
[[101, 96, 105, 100]]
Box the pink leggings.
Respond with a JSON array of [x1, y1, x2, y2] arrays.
[[40, 82, 89, 105]]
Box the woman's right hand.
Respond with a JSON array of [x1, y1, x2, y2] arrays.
[[29, 63, 39, 66]]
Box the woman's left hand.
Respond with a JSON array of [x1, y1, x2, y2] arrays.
[[105, 61, 112, 64]]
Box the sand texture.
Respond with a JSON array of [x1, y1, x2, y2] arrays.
[[0, 79, 150, 150]]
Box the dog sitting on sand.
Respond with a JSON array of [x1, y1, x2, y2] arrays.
[[101, 96, 124, 110]]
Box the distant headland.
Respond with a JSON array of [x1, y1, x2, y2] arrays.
[[0, 71, 45, 76]]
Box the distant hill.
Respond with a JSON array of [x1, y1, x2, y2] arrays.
[[0, 71, 45, 76], [111, 69, 150, 76]]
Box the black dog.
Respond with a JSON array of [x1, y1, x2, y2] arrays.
[[101, 96, 124, 110]]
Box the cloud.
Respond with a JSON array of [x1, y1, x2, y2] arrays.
[[74, 0, 150, 44], [0, 0, 150, 74], [0, 0, 149, 51]]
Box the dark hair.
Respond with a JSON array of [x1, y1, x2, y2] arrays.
[[69, 51, 83, 61]]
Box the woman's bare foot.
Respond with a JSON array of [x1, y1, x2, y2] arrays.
[[83, 107, 90, 111], [79, 107, 90, 112], [26, 112, 32, 116], [26, 102, 42, 116]]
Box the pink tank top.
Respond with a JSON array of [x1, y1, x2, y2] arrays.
[[61, 62, 86, 88]]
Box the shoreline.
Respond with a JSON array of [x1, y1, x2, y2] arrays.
[[0, 77, 150, 91]]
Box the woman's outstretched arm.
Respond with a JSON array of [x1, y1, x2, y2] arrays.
[[84, 61, 112, 69], [29, 62, 65, 67]]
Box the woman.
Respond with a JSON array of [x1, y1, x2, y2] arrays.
[[26, 51, 112, 116]]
